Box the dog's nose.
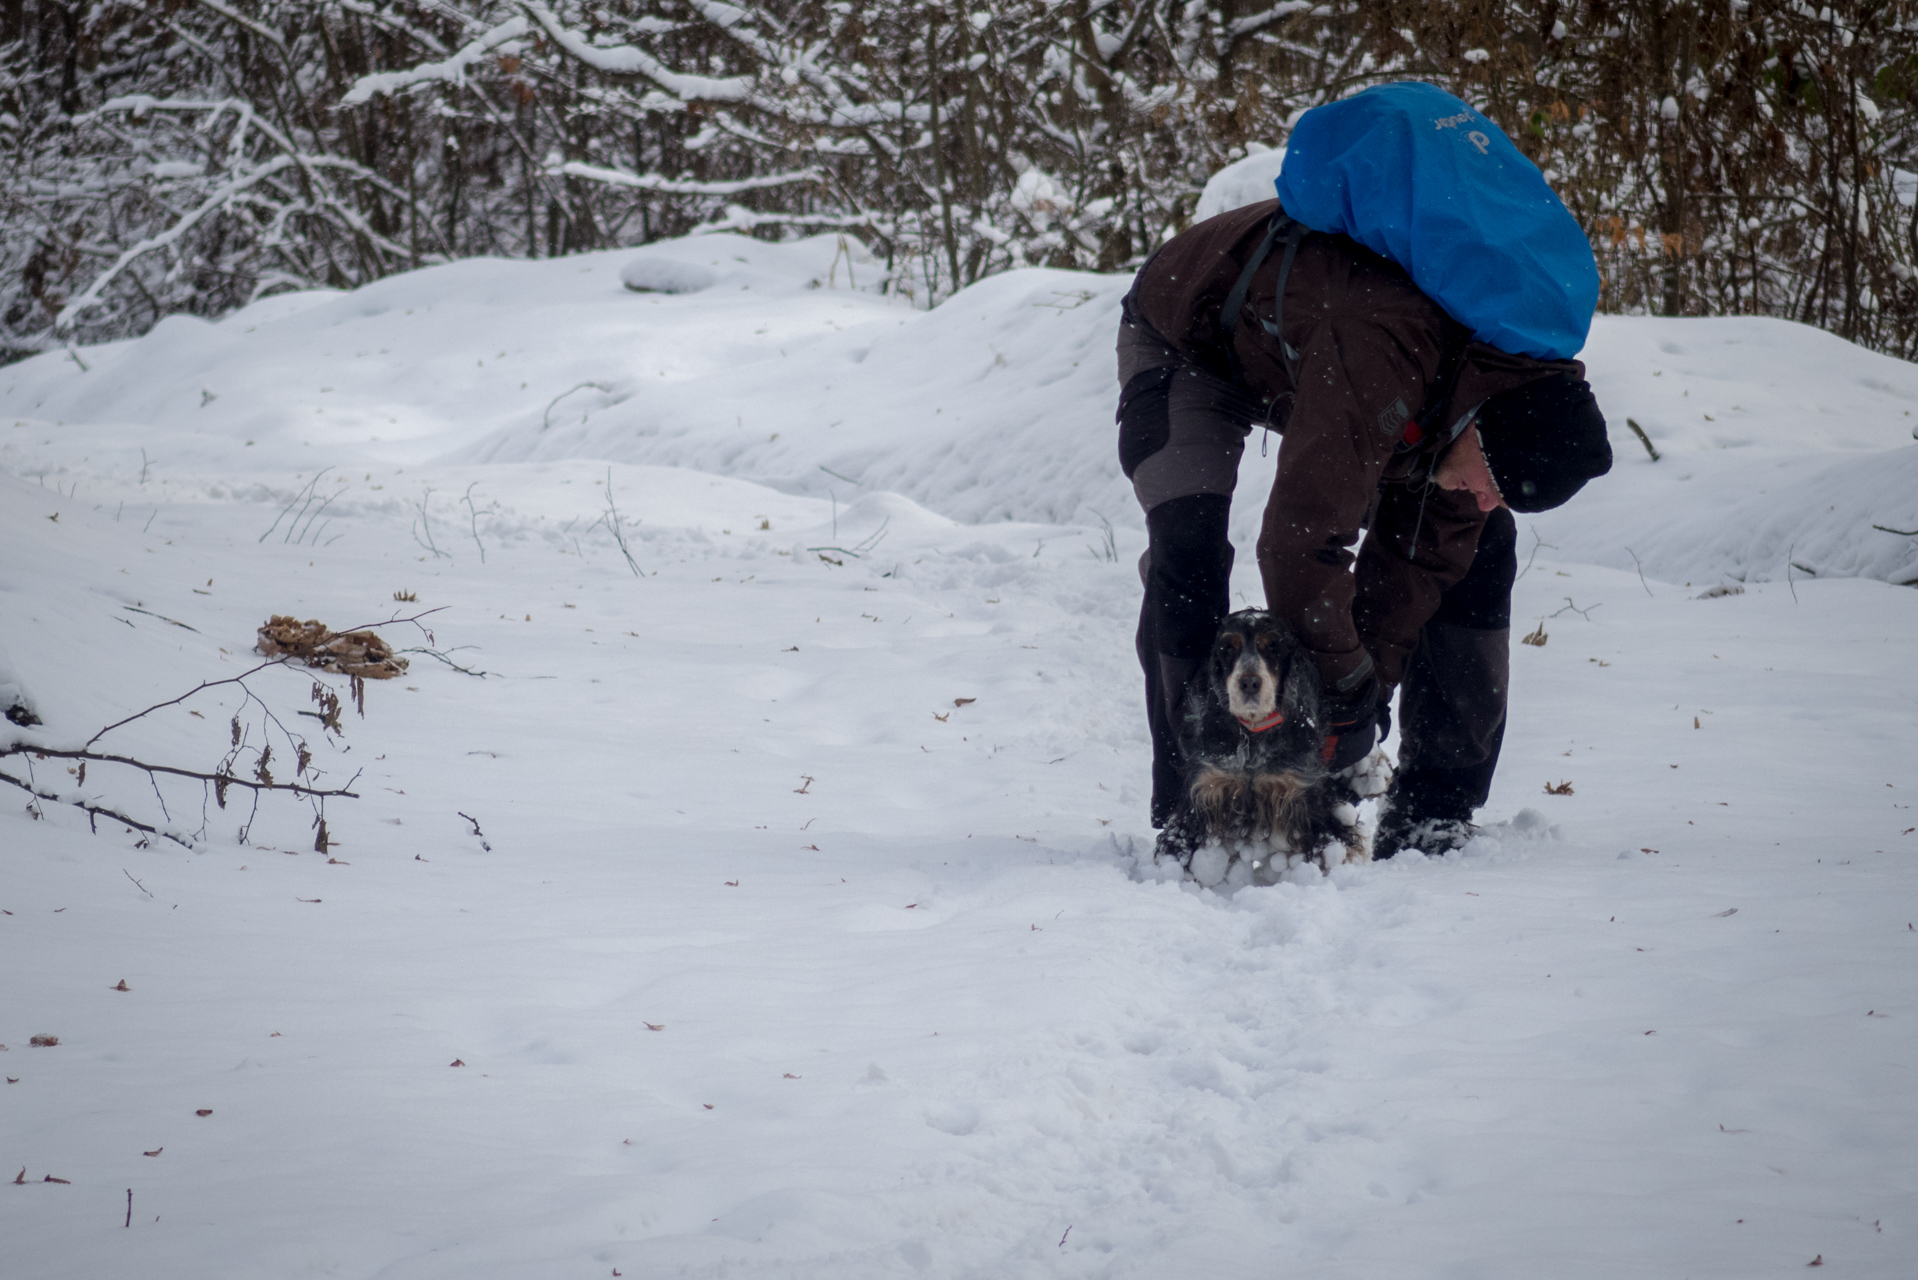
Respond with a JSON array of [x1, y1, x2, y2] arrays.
[[1236, 673, 1264, 698]]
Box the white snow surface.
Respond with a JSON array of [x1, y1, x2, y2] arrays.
[[3, 233, 1916, 1277], [1192, 143, 1288, 223]]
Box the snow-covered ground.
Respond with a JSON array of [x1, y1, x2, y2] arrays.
[[3, 228, 1916, 1278]]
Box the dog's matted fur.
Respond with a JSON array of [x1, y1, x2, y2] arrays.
[[1160, 608, 1366, 873]]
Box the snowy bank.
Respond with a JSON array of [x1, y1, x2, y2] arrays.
[[7, 232, 1917, 587]]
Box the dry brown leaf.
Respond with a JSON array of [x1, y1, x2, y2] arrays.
[[42, 1175, 69, 1184], [953, 697, 976, 707], [28, 1034, 58, 1047], [644, 1023, 664, 1031], [256, 615, 408, 679], [449, 1059, 465, 1067], [143, 1148, 162, 1157], [195, 1109, 212, 1117], [1544, 781, 1574, 796], [111, 980, 129, 992]]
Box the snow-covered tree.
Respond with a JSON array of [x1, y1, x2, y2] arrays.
[[2, 1, 1913, 359]]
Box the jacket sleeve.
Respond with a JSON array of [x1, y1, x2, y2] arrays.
[[1352, 482, 1488, 689], [1255, 314, 1439, 694]]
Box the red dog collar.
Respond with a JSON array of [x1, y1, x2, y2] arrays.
[[1236, 709, 1286, 733]]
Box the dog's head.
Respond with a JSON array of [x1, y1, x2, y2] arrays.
[[1206, 609, 1317, 734]]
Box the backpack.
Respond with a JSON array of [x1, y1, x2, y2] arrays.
[[1273, 81, 1598, 361]]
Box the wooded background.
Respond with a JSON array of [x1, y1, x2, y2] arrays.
[[5, 1, 1915, 361]]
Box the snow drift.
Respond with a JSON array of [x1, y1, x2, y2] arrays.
[[6, 231, 1915, 588]]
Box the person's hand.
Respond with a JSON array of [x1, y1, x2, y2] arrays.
[[1322, 674, 1379, 773]]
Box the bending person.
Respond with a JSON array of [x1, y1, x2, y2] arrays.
[[1118, 192, 1611, 859]]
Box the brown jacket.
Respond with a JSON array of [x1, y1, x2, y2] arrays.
[[1132, 199, 1580, 692]]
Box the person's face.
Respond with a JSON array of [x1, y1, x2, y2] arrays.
[[1433, 425, 1506, 512]]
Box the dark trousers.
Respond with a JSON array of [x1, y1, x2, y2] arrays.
[[1118, 317, 1515, 827]]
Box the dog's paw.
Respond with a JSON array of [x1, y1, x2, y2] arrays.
[[1323, 836, 1369, 866], [1341, 747, 1393, 799]]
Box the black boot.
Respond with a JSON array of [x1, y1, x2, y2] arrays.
[[1372, 780, 1478, 860]]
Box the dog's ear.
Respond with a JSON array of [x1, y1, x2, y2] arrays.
[[1278, 643, 1321, 726], [1212, 628, 1243, 678]]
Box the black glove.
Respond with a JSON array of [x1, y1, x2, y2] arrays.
[[1322, 673, 1380, 773]]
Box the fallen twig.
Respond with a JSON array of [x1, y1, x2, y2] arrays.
[[1545, 596, 1600, 620], [395, 645, 492, 678], [8, 746, 361, 802], [122, 606, 199, 633], [0, 767, 193, 848], [458, 811, 492, 852], [1, 614, 437, 849]]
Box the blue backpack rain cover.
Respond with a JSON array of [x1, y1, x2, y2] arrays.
[[1273, 82, 1599, 361]]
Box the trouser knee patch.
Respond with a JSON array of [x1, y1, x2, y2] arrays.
[[1117, 366, 1175, 480]]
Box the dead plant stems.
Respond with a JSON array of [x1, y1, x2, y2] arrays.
[[542, 382, 615, 432], [599, 468, 643, 577], [1624, 418, 1661, 462], [461, 482, 489, 563], [1625, 547, 1653, 596]]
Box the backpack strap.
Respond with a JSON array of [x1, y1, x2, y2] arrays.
[[1220, 209, 1309, 385], [1221, 209, 1465, 457], [1393, 327, 1474, 457]]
